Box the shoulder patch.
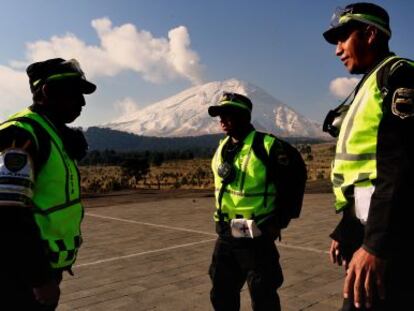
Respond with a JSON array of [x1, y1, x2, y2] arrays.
[[4, 152, 28, 172], [391, 88, 414, 119], [277, 153, 289, 166]]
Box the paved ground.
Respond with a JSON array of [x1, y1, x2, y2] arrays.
[[57, 191, 345, 310]]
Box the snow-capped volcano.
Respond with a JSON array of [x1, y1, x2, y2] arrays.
[[104, 79, 324, 137]]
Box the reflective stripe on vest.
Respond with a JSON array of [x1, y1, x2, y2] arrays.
[[211, 131, 277, 224], [0, 108, 83, 268], [331, 56, 399, 211]]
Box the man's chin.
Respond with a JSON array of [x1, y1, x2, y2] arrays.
[[223, 129, 233, 136], [64, 112, 81, 124], [348, 66, 365, 75]]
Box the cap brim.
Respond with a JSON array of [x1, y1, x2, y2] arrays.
[[80, 80, 97, 94], [208, 105, 250, 117], [46, 77, 97, 94], [323, 25, 347, 44], [323, 20, 362, 44], [208, 106, 224, 117]]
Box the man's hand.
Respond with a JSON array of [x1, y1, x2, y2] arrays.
[[344, 247, 386, 309], [33, 279, 60, 306], [329, 239, 348, 270]]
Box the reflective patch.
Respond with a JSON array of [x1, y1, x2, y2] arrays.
[[0, 148, 34, 206], [392, 88, 414, 119], [4, 152, 28, 173]]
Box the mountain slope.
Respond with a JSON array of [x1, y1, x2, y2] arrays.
[[104, 79, 324, 137]]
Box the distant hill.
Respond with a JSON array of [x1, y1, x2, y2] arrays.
[[84, 127, 326, 152]]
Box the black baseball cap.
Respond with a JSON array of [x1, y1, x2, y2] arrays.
[[26, 58, 96, 94], [208, 92, 252, 117], [323, 2, 391, 44]]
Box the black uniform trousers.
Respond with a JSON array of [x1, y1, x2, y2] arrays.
[[209, 233, 283, 311], [3, 269, 62, 311]]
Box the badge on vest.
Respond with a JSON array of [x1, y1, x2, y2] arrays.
[[1, 149, 32, 178], [392, 88, 414, 119], [230, 219, 262, 238], [0, 148, 34, 207], [4, 152, 28, 173]]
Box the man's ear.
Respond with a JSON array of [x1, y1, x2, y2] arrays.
[[41, 84, 49, 98], [366, 25, 378, 45]]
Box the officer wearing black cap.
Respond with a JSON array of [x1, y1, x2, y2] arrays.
[[0, 58, 96, 310], [323, 3, 414, 310], [208, 92, 306, 311]]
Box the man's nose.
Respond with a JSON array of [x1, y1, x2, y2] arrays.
[[335, 42, 343, 56], [220, 116, 229, 123]]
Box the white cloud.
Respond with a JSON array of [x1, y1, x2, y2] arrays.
[[168, 26, 203, 85], [113, 97, 141, 122], [329, 77, 360, 99], [0, 17, 204, 123], [21, 17, 204, 84], [0, 65, 31, 118]]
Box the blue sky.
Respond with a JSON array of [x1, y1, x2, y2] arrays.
[[0, 0, 413, 128]]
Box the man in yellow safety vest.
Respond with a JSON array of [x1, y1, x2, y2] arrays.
[[0, 58, 96, 310], [208, 92, 306, 310], [323, 2, 414, 310]]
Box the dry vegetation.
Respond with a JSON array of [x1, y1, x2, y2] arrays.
[[79, 166, 127, 193], [302, 143, 335, 181], [80, 142, 336, 194], [80, 159, 214, 193]]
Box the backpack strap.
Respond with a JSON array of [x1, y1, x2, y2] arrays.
[[252, 132, 269, 165], [252, 131, 275, 209], [377, 57, 407, 98]]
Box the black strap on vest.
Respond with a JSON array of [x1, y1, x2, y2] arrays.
[[217, 138, 243, 223], [377, 57, 406, 98], [323, 55, 400, 137]]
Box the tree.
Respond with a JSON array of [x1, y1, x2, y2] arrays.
[[121, 157, 150, 182], [152, 152, 164, 167], [317, 170, 325, 180]]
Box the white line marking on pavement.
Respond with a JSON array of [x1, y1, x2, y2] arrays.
[[74, 238, 217, 268], [277, 243, 329, 254], [85, 212, 217, 236], [85, 213, 329, 256]]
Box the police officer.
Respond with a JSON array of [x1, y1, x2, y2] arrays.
[[0, 58, 96, 310], [208, 92, 290, 311], [323, 3, 414, 310]]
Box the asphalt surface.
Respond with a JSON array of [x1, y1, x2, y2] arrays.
[[57, 191, 344, 310]]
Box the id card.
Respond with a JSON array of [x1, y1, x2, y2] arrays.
[[230, 219, 262, 238]]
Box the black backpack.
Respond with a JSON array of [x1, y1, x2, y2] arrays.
[[252, 132, 307, 228]]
